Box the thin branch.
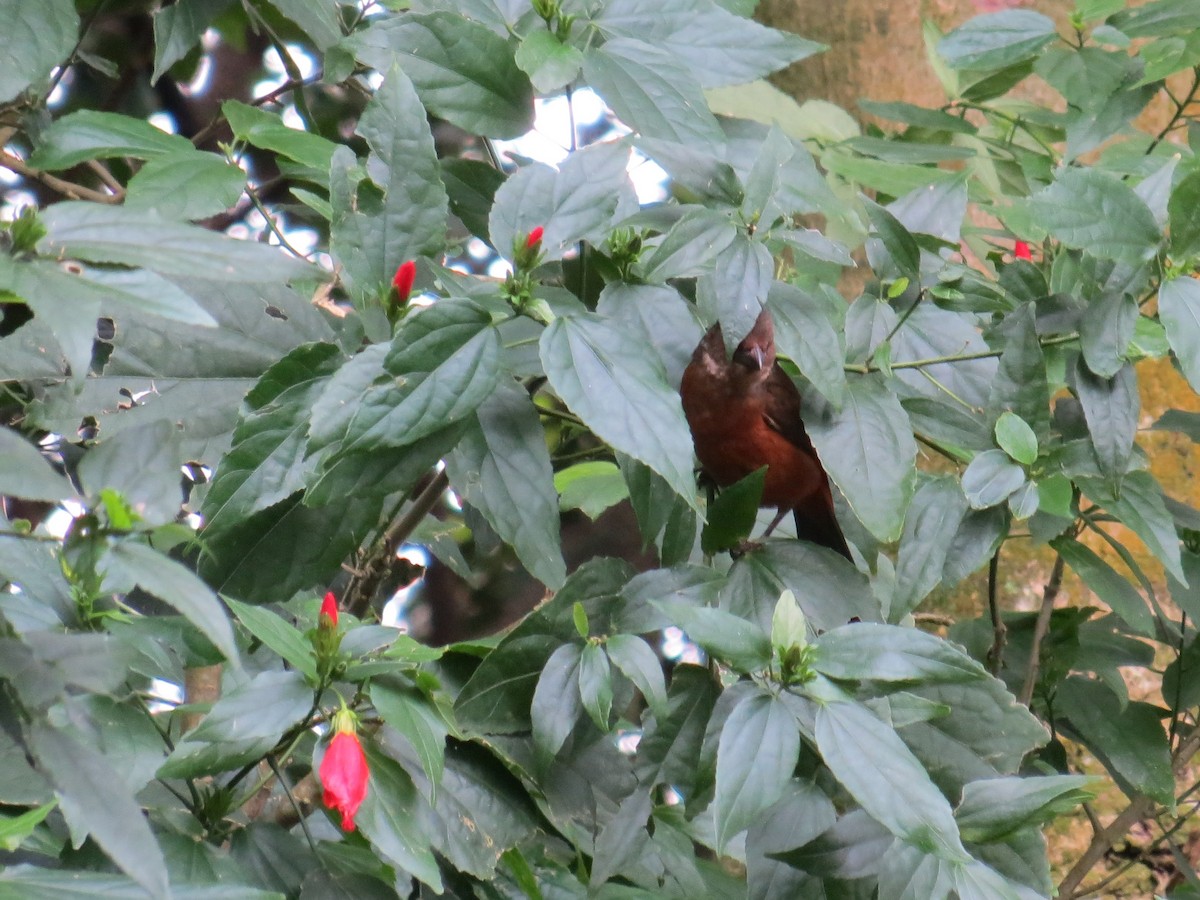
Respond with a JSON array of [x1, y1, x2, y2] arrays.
[[0, 151, 120, 204], [844, 331, 1079, 375], [1019, 552, 1065, 706], [1146, 66, 1200, 157], [267, 754, 318, 853], [986, 550, 1005, 675], [85, 159, 124, 197]]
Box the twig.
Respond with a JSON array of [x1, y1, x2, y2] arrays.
[[267, 754, 318, 853], [1019, 552, 1065, 706], [85, 159, 124, 196], [0, 151, 121, 204], [986, 550, 1005, 675], [844, 331, 1079, 374], [345, 469, 449, 618]]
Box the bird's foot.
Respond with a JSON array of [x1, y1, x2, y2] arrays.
[[730, 539, 764, 559]]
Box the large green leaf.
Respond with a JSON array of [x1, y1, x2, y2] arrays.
[[371, 682, 448, 796], [38, 203, 314, 282], [0, 427, 73, 502], [345, 12, 533, 138], [636, 664, 719, 795], [1077, 470, 1185, 583], [1079, 291, 1137, 379], [1168, 170, 1200, 262], [77, 420, 186, 527], [1056, 676, 1174, 805], [635, 207, 739, 282], [151, 0, 235, 83], [815, 698, 967, 862], [357, 744, 443, 890], [488, 140, 636, 262], [1028, 168, 1161, 265], [1158, 276, 1200, 393], [765, 284, 846, 406], [802, 375, 917, 543], [224, 597, 318, 682], [330, 66, 449, 291], [30, 724, 169, 899], [99, 541, 239, 664], [309, 301, 499, 457], [583, 39, 724, 144], [814, 623, 986, 685], [202, 343, 343, 533], [29, 110, 193, 170], [955, 775, 1094, 843], [713, 690, 800, 851], [1074, 358, 1138, 483], [540, 313, 701, 512], [185, 670, 312, 742], [593, 0, 822, 88], [447, 379, 565, 589], [938, 10, 1057, 71], [0, 0, 78, 103], [986, 303, 1049, 436], [530, 643, 584, 762], [124, 151, 247, 221], [263, 0, 343, 49], [891, 477, 970, 619], [1051, 537, 1153, 636], [697, 237, 773, 352], [961, 450, 1026, 511]]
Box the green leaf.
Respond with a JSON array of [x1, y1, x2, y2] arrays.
[[803, 375, 917, 542], [99, 541, 239, 665], [1108, 0, 1200, 38], [865, 200, 921, 281], [701, 467, 766, 555], [636, 664, 719, 794], [986, 303, 1049, 436], [515, 29, 583, 93], [590, 789, 653, 889], [962, 449, 1026, 510], [1158, 276, 1200, 394], [606, 633, 668, 716], [329, 67, 449, 291], [310, 301, 500, 457], [1056, 676, 1174, 805], [38, 203, 313, 282], [540, 313, 700, 512], [583, 39, 724, 144], [714, 690, 801, 851], [956, 775, 1095, 843], [814, 623, 986, 684], [1079, 291, 1137, 379], [222, 100, 338, 169], [578, 643, 614, 730], [447, 380, 565, 589], [30, 724, 170, 899], [441, 157, 506, 242], [697, 237, 773, 348], [151, 0, 235, 83], [186, 669, 312, 742], [555, 461, 629, 520], [262, 0, 343, 50], [771, 589, 808, 654], [594, 0, 823, 89], [994, 412, 1038, 465], [1029, 168, 1161, 265], [892, 476, 970, 620], [636, 208, 739, 282], [0, 802, 55, 852], [1169, 170, 1200, 261], [766, 283, 846, 407], [0, 427, 73, 502], [815, 698, 967, 861], [489, 140, 635, 263], [357, 743, 443, 891], [224, 597, 318, 682], [651, 600, 772, 671], [345, 12, 534, 138], [1077, 470, 1185, 583], [29, 110, 193, 170], [371, 681, 447, 797], [0, 0, 78, 103], [78, 420, 185, 526], [124, 150, 247, 220], [531, 643, 583, 761], [202, 343, 342, 533], [939, 10, 1056, 71], [1074, 358, 1138, 482], [1051, 537, 1153, 636]]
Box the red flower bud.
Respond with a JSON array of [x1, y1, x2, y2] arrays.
[[320, 726, 369, 831], [525, 226, 544, 249], [392, 260, 416, 303], [1013, 241, 1032, 261], [320, 591, 339, 629]]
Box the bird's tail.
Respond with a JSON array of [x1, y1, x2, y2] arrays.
[[793, 487, 852, 561]]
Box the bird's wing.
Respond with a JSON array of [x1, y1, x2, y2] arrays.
[[761, 366, 819, 457]]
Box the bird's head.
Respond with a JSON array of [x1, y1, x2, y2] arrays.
[[731, 308, 776, 376]]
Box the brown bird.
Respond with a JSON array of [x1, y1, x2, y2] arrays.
[[679, 308, 852, 559]]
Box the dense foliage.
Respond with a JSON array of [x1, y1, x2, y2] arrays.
[[2, 0, 1200, 897]]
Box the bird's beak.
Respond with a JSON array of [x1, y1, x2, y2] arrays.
[[749, 346, 765, 370]]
